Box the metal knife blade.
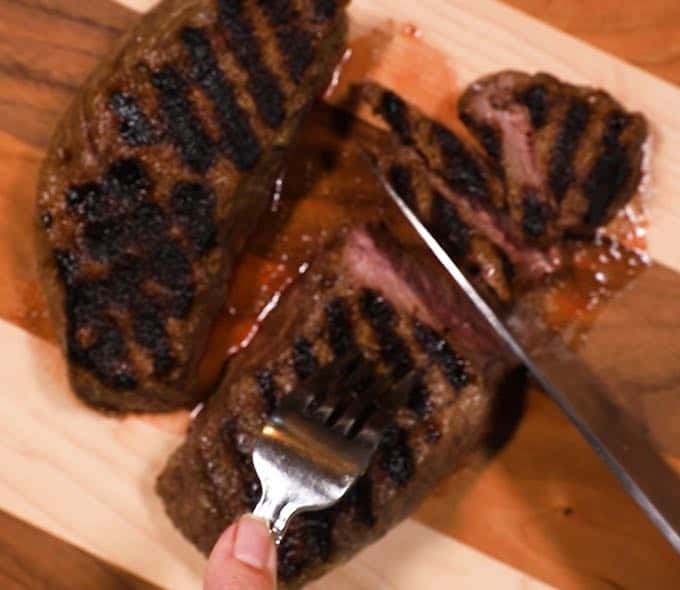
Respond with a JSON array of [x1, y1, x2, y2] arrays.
[[375, 166, 680, 552]]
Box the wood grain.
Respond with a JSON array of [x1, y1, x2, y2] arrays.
[[504, 0, 680, 87], [0, 510, 158, 590], [0, 1, 680, 590]]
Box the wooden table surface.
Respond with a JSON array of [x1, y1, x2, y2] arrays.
[[1, 1, 679, 588]]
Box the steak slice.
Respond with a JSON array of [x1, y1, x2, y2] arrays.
[[157, 226, 509, 588], [35, 0, 349, 412], [369, 146, 515, 306], [360, 82, 559, 284], [459, 71, 648, 242]]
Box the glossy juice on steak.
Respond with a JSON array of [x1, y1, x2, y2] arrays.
[[195, 25, 650, 398]]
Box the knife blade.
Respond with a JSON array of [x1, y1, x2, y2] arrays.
[[375, 165, 680, 552]]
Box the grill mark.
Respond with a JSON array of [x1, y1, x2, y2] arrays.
[[106, 254, 145, 309], [378, 90, 411, 143], [387, 164, 417, 210], [343, 475, 375, 527], [151, 66, 216, 173], [522, 186, 550, 237], [150, 241, 195, 319], [476, 123, 501, 162], [84, 217, 131, 261], [314, 0, 338, 20], [217, 0, 286, 129], [548, 99, 590, 201], [65, 282, 137, 390], [292, 336, 318, 379], [359, 289, 413, 378], [220, 418, 262, 510], [256, 0, 296, 24], [181, 27, 262, 171], [170, 181, 217, 255], [413, 321, 469, 390], [432, 123, 489, 200], [276, 27, 315, 84], [132, 299, 175, 376], [325, 298, 356, 357], [65, 182, 103, 216], [583, 111, 633, 225], [255, 0, 315, 82], [406, 374, 432, 417], [279, 513, 333, 581], [430, 192, 470, 258], [521, 84, 549, 129], [460, 113, 502, 162], [109, 92, 156, 146], [130, 202, 169, 252], [255, 370, 278, 415], [54, 250, 79, 286], [379, 424, 414, 486], [58, 160, 205, 388], [104, 158, 150, 203], [78, 159, 152, 261]]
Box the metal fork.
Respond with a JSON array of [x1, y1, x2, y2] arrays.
[[252, 354, 416, 544]]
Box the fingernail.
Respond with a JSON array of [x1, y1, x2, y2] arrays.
[[233, 516, 274, 571]]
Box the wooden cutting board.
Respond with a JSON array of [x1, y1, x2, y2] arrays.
[[1, 1, 679, 589]]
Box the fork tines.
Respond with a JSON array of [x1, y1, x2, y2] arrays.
[[283, 352, 419, 442]]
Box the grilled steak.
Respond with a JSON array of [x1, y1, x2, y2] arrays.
[[360, 81, 559, 289], [369, 145, 516, 306], [459, 71, 648, 242], [157, 226, 509, 588], [361, 76, 647, 287], [35, 0, 349, 412]]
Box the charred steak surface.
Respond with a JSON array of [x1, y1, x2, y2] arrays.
[[361, 75, 647, 298], [459, 71, 648, 243], [157, 72, 648, 587], [35, 0, 348, 412], [157, 227, 507, 588]]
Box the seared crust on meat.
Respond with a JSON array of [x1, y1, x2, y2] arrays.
[[459, 71, 648, 242], [360, 76, 647, 295], [368, 146, 514, 306], [361, 82, 506, 211], [360, 81, 559, 285], [157, 227, 506, 588], [35, 0, 349, 412]]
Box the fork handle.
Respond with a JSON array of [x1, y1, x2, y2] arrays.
[[252, 491, 298, 545]]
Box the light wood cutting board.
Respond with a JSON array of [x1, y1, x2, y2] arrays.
[[0, 1, 679, 589]]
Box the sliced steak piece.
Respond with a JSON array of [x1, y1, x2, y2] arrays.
[[459, 71, 648, 242], [35, 0, 349, 412], [157, 226, 509, 588], [360, 82, 559, 283], [369, 146, 514, 305]]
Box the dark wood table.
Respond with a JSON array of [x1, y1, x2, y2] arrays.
[[1, 1, 678, 588]]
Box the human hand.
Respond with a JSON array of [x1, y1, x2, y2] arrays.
[[204, 515, 277, 590]]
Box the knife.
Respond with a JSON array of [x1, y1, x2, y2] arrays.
[[374, 166, 680, 552]]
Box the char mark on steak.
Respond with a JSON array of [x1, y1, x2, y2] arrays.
[[459, 71, 647, 241], [108, 92, 157, 146], [180, 26, 262, 170], [364, 84, 503, 208], [157, 226, 503, 588], [217, 0, 287, 129], [361, 75, 646, 299], [151, 66, 218, 174], [36, 0, 349, 412], [366, 144, 520, 305]]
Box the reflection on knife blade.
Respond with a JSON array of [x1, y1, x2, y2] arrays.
[[374, 163, 680, 552]]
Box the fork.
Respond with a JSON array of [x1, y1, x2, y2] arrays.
[[251, 354, 417, 544]]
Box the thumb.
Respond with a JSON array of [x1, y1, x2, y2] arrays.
[[204, 515, 277, 590]]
